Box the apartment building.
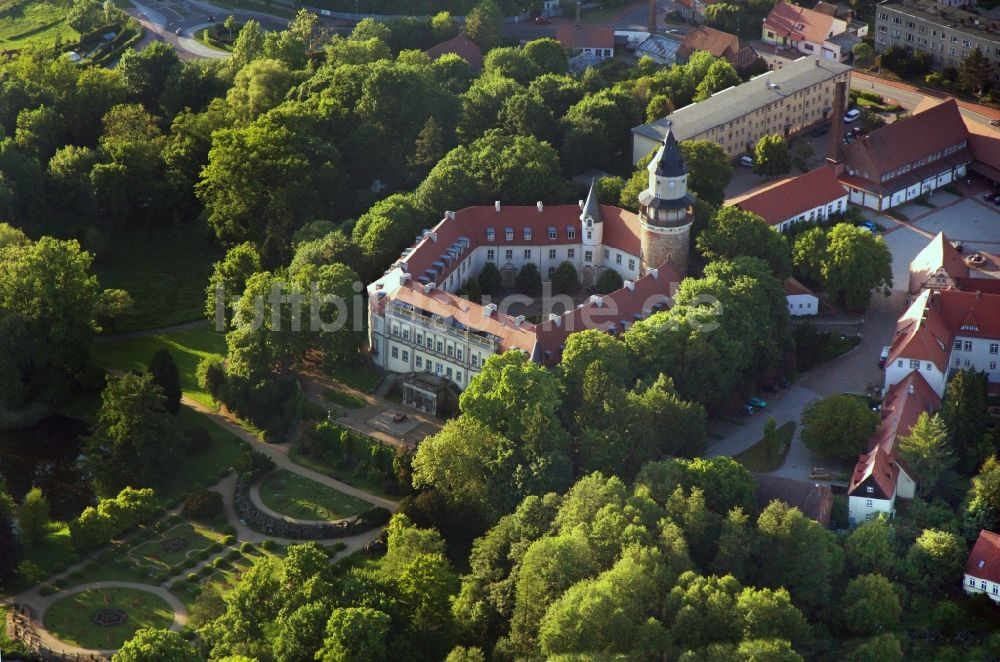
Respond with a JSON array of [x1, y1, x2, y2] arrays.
[[632, 57, 852, 162], [763, 1, 865, 62], [874, 0, 1000, 81]]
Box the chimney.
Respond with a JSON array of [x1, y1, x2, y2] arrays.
[[648, 0, 657, 34], [908, 382, 915, 395], [445, 210, 455, 220], [576, 1, 582, 24], [423, 282, 436, 294], [399, 273, 411, 285], [589, 294, 604, 307], [537, 201, 544, 212], [578, 199, 585, 209], [429, 232, 438, 243], [548, 312, 562, 326], [649, 267, 659, 279], [514, 315, 526, 327], [495, 200, 501, 212], [624, 280, 635, 290], [484, 302, 498, 316], [829, 80, 847, 162]]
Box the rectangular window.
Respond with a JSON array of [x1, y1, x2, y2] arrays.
[[567, 227, 576, 240], [955, 339, 962, 350], [866, 500, 873, 507], [910, 359, 920, 369], [487, 249, 495, 261], [604, 248, 610, 260], [926, 363, 931, 371], [505, 228, 514, 241], [524, 249, 532, 259], [549, 249, 557, 260], [447, 345, 454, 357], [446, 367, 453, 378], [628, 259, 635, 271], [415, 356, 423, 368], [436, 341, 443, 353], [865, 513, 874, 521], [401, 350, 408, 362], [416, 333, 423, 345], [991, 361, 997, 370], [965, 341, 973, 351], [426, 360, 432, 372], [457, 349, 463, 361], [585, 250, 593, 262], [402, 328, 409, 340], [523, 228, 531, 241], [548, 227, 556, 240], [426, 336, 433, 348], [391, 346, 399, 359], [568, 248, 575, 259], [486, 228, 495, 241], [471, 355, 479, 368], [616, 253, 622, 265], [866, 486, 874, 493], [965, 360, 971, 367], [983, 581, 988, 590], [456, 371, 463, 383], [436, 364, 443, 375], [505, 249, 513, 260], [990, 343, 998, 354]]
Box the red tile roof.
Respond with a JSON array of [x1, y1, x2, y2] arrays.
[[555, 24, 615, 50], [764, 1, 838, 45], [755, 474, 833, 525], [909, 232, 968, 294], [966, 530, 1000, 584], [849, 444, 898, 499], [843, 100, 970, 185], [784, 277, 815, 297], [424, 35, 484, 72], [678, 25, 740, 59], [729, 165, 848, 226]]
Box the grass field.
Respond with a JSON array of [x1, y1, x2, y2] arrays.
[[43, 587, 173, 650], [259, 470, 371, 521], [128, 523, 219, 572], [331, 364, 382, 394], [93, 225, 221, 332], [734, 421, 796, 473], [92, 327, 226, 409], [323, 388, 365, 409], [156, 407, 245, 506], [0, 1, 80, 50]]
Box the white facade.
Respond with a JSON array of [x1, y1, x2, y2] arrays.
[[848, 493, 895, 525], [845, 163, 965, 211], [786, 293, 819, 316], [885, 357, 947, 398], [886, 336, 1000, 398], [774, 195, 848, 233], [964, 574, 1000, 603]]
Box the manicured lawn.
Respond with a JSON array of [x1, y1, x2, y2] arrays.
[[0, 1, 80, 49], [323, 388, 366, 409], [734, 421, 796, 473], [288, 445, 396, 500], [331, 364, 382, 394], [5, 524, 80, 594], [128, 523, 219, 572], [93, 226, 221, 332], [259, 470, 372, 521], [43, 587, 173, 650], [155, 408, 245, 506], [92, 327, 226, 409]]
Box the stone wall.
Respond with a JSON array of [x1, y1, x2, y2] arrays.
[[233, 481, 377, 539]]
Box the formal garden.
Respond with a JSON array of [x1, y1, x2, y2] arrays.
[[258, 470, 373, 521], [42, 587, 174, 650]]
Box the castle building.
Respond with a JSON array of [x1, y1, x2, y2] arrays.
[[366, 133, 692, 410]]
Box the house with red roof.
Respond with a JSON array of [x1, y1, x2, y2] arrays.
[[965, 530, 1000, 603], [366, 135, 693, 411], [847, 370, 940, 525], [784, 278, 818, 316], [555, 24, 615, 60], [762, 1, 858, 61], [908, 231, 968, 295], [676, 26, 757, 71], [728, 164, 849, 233], [423, 34, 484, 72]]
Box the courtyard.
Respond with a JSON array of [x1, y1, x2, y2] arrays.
[[42, 587, 175, 651]]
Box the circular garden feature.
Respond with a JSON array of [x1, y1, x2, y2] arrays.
[[258, 470, 372, 521], [43, 587, 174, 650]]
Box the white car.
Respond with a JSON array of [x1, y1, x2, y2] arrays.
[[739, 154, 754, 167], [844, 108, 862, 123]]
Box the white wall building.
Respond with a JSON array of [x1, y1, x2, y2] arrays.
[[965, 530, 1000, 604]]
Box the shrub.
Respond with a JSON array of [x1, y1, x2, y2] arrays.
[[39, 584, 57, 596], [232, 450, 275, 483], [222, 535, 235, 545], [182, 426, 213, 456], [153, 572, 169, 583], [199, 565, 213, 576], [209, 542, 223, 552], [332, 541, 348, 552], [52, 562, 66, 573], [196, 356, 226, 399], [222, 524, 236, 536], [198, 550, 210, 560], [227, 549, 240, 560], [478, 261, 501, 296], [515, 262, 542, 295], [183, 490, 224, 521], [186, 573, 199, 582], [184, 558, 198, 568], [212, 557, 225, 568], [218, 468, 230, 479], [595, 267, 624, 294], [240, 542, 253, 553], [552, 261, 579, 295], [171, 580, 186, 591], [357, 507, 392, 527], [260, 540, 276, 550]]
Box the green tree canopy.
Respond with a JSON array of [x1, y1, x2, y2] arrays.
[[800, 394, 879, 459], [821, 223, 892, 310]]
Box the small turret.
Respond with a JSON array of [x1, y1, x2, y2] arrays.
[[580, 178, 603, 247]]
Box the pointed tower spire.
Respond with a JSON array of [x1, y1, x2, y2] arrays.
[[649, 128, 687, 178], [580, 178, 603, 224]]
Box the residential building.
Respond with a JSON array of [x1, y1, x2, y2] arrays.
[[676, 25, 758, 71], [632, 57, 852, 162], [423, 34, 484, 72], [885, 287, 1000, 398], [763, 1, 863, 61], [785, 278, 819, 316], [727, 164, 849, 232], [755, 474, 833, 525], [839, 99, 972, 210], [367, 139, 691, 396], [965, 530, 1000, 603], [676, 0, 716, 24], [847, 370, 940, 525], [908, 231, 968, 294], [873, 0, 1000, 80], [555, 24, 615, 59], [635, 34, 682, 66]]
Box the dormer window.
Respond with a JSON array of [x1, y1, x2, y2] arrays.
[[567, 227, 576, 240], [524, 228, 531, 241], [486, 227, 495, 242], [586, 218, 593, 228], [505, 228, 514, 241], [548, 227, 556, 240]]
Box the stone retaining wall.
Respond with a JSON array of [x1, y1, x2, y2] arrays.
[[233, 481, 375, 539]]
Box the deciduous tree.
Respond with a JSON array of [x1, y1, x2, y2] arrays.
[[753, 134, 792, 176], [801, 394, 879, 459], [822, 223, 892, 310]]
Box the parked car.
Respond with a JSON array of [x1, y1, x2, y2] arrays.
[[844, 108, 862, 123], [739, 154, 754, 167], [534, 15, 551, 24], [740, 404, 754, 416], [860, 220, 879, 234], [879, 345, 890, 368], [175, 27, 183, 35], [810, 123, 830, 137], [983, 191, 999, 201], [991, 118, 1000, 127], [748, 397, 767, 408]]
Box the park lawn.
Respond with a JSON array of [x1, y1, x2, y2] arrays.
[[92, 327, 227, 409], [43, 587, 173, 650], [288, 445, 396, 500], [154, 407, 245, 507], [0, 1, 80, 49], [259, 469, 372, 521], [197, 28, 234, 52], [4, 524, 79, 595], [331, 363, 382, 393], [93, 225, 221, 332], [128, 522, 219, 572], [734, 421, 796, 473], [323, 388, 366, 409]]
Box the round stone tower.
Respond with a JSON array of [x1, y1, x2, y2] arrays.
[[638, 128, 694, 276]]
